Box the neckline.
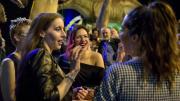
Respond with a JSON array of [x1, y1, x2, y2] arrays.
[[127, 56, 142, 63]]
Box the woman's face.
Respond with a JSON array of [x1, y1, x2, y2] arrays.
[[17, 25, 30, 43], [44, 18, 66, 50], [13, 25, 30, 46], [74, 28, 89, 48]]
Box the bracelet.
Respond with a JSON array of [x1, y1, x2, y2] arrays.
[[65, 75, 75, 82]]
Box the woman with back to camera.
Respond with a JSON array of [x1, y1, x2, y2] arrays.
[[16, 13, 85, 101], [58, 25, 104, 100], [94, 1, 180, 101]]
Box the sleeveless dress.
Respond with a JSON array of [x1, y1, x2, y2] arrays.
[[0, 52, 19, 101]]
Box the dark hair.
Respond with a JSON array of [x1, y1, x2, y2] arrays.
[[124, 1, 180, 88], [65, 25, 88, 57], [92, 27, 100, 35], [21, 13, 63, 58]]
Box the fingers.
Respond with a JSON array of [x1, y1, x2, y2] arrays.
[[70, 46, 82, 60], [86, 88, 94, 99], [73, 87, 89, 100], [73, 86, 83, 93], [77, 89, 88, 97], [76, 91, 88, 100], [70, 46, 83, 70]]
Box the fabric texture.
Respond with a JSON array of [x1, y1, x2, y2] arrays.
[[94, 59, 180, 101], [16, 48, 72, 101], [58, 54, 105, 88]]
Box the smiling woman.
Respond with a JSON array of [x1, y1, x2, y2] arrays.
[[58, 25, 105, 100]]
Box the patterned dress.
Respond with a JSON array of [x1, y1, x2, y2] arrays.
[[94, 59, 180, 101]]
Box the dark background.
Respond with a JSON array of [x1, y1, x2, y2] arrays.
[[0, 0, 180, 55]]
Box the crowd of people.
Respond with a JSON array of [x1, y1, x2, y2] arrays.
[[0, 1, 180, 101]]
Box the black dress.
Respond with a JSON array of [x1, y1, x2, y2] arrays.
[[16, 49, 72, 101], [58, 54, 105, 88]]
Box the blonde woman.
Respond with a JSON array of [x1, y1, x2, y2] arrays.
[[0, 17, 31, 101]]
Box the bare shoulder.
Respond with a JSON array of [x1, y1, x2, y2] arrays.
[[1, 58, 15, 69], [90, 51, 104, 68], [91, 51, 102, 58]]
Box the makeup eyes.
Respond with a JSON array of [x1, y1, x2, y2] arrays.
[[76, 35, 88, 39], [54, 26, 65, 32], [55, 27, 62, 31]]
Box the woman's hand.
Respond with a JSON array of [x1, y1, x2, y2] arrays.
[[70, 43, 90, 70], [70, 45, 83, 71], [73, 87, 89, 100], [73, 87, 94, 100]]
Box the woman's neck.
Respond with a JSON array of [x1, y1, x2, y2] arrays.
[[43, 41, 52, 54], [14, 49, 21, 60], [80, 50, 91, 60]]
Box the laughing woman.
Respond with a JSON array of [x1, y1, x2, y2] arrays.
[[58, 25, 104, 100]]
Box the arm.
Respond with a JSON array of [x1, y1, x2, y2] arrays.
[[0, 58, 16, 101], [94, 66, 117, 101], [36, 47, 82, 101], [57, 68, 79, 100], [35, 53, 74, 101]]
